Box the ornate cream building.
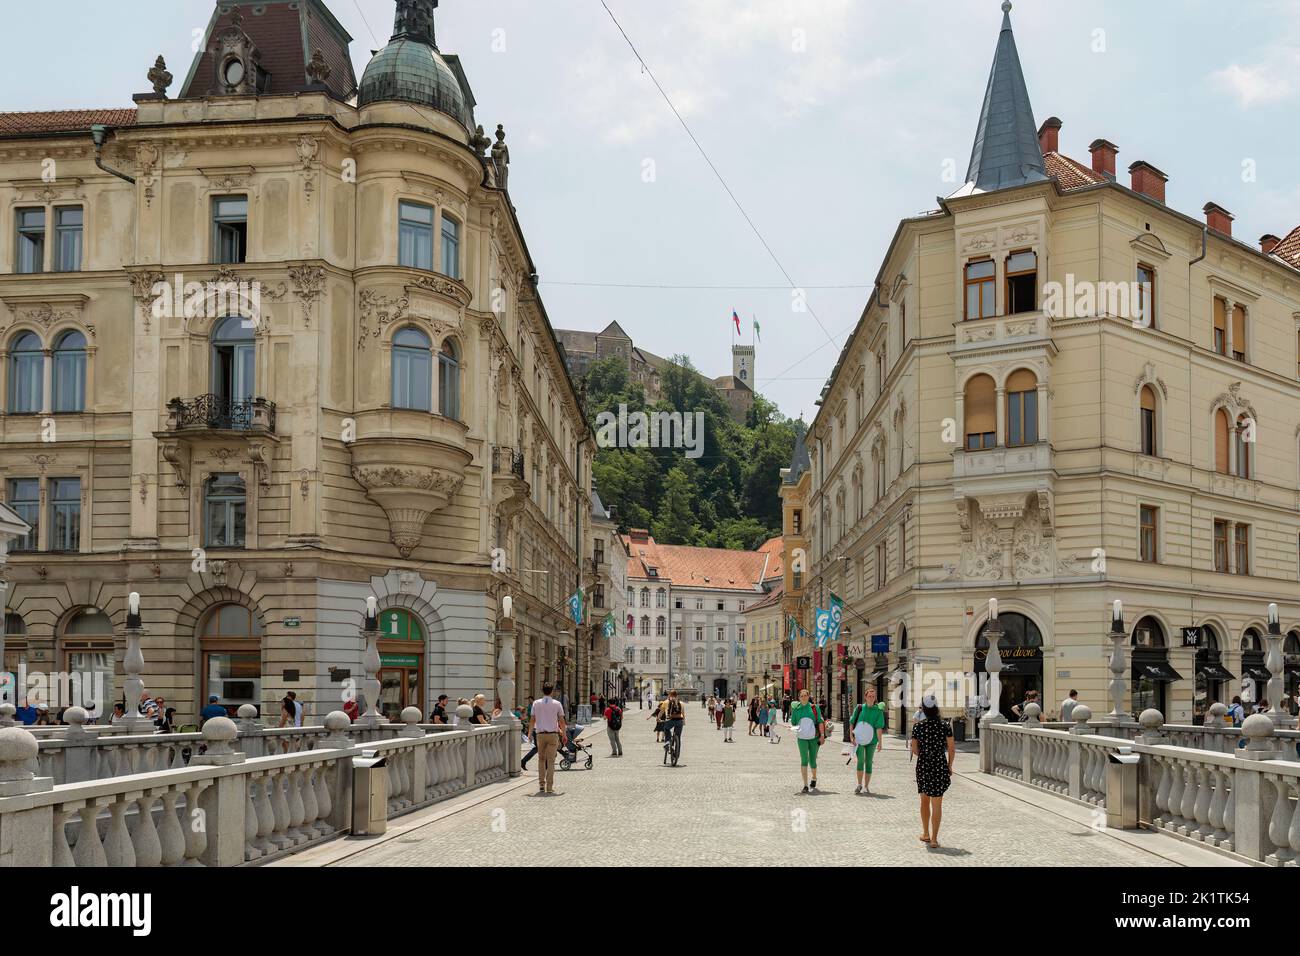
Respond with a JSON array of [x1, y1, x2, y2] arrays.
[[0, 0, 596, 723], [807, 4, 1300, 734]]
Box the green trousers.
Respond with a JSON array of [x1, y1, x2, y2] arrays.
[[855, 741, 877, 773], [797, 737, 820, 768]]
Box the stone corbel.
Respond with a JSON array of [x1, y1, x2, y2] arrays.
[[161, 441, 190, 491], [246, 440, 272, 492], [1036, 488, 1054, 538], [955, 496, 972, 542]]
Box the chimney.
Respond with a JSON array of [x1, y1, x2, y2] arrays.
[[1202, 203, 1234, 237], [1128, 161, 1168, 204], [1260, 234, 1281, 255], [1037, 116, 1062, 154], [1088, 138, 1119, 178]]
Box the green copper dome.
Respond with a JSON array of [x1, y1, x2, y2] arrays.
[[357, 1, 473, 131]]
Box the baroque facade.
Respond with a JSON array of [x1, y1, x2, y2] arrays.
[[0, 0, 596, 723], [807, 5, 1300, 734]]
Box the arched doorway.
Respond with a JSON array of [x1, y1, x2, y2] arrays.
[[199, 603, 262, 717], [377, 607, 424, 721], [1194, 625, 1234, 725], [1, 612, 27, 705], [60, 607, 115, 719], [1240, 628, 1269, 705], [975, 613, 1044, 720], [1132, 616, 1181, 716]]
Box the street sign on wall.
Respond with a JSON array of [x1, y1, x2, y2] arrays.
[[871, 634, 890, 654]]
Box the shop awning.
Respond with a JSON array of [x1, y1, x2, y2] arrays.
[[1134, 660, 1184, 682], [1242, 664, 1272, 682], [1199, 662, 1236, 681]]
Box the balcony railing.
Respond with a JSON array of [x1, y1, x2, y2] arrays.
[[491, 446, 525, 479], [167, 395, 277, 433]]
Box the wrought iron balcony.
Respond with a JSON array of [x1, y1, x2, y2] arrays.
[[491, 446, 525, 479], [166, 395, 277, 433]]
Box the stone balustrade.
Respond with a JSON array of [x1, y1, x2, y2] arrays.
[[0, 708, 521, 867], [981, 706, 1300, 865]]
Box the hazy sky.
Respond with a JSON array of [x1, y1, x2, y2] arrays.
[[11, 0, 1300, 421]]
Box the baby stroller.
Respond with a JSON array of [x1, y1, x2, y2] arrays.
[[559, 724, 594, 771]]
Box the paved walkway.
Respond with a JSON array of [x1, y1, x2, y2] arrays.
[[279, 710, 1237, 867]]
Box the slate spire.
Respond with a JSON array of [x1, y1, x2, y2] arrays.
[[963, 2, 1047, 192]]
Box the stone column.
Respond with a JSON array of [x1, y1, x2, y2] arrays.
[[357, 615, 383, 729], [494, 615, 521, 777], [1134, 708, 1165, 825], [0, 727, 54, 866], [121, 625, 156, 734], [979, 611, 1006, 775], [1106, 614, 1129, 722], [1264, 606, 1289, 727]]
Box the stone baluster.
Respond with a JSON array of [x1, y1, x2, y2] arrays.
[[1207, 768, 1231, 847], [1288, 779, 1300, 863], [51, 805, 76, 867], [74, 800, 110, 867], [130, 788, 164, 867], [243, 779, 261, 862], [267, 767, 292, 849], [156, 786, 186, 866], [1164, 759, 1186, 831], [1266, 775, 1296, 865], [103, 794, 137, 866], [1222, 778, 1237, 853], [1177, 760, 1199, 835], [299, 765, 321, 835], [284, 767, 308, 844], [1191, 766, 1215, 840]]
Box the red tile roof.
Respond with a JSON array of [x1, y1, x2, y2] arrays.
[[756, 536, 784, 578], [743, 583, 785, 614], [622, 533, 771, 592], [1271, 225, 1300, 270], [0, 109, 137, 136], [1044, 151, 1106, 190]]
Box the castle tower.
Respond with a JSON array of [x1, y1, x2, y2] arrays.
[[733, 345, 754, 387]]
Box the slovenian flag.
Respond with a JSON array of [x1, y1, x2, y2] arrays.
[[733, 310, 741, 334]]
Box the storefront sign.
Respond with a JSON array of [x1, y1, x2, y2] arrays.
[[871, 634, 889, 654], [1181, 626, 1202, 647], [380, 654, 419, 668], [796, 656, 811, 670]]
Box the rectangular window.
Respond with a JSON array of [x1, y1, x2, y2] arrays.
[[8, 479, 39, 551], [964, 259, 996, 320], [738, 625, 745, 643], [1139, 505, 1157, 563], [441, 214, 461, 279], [1006, 389, 1038, 446], [793, 570, 803, 589], [717, 600, 725, 611], [1213, 297, 1227, 356], [1136, 263, 1155, 328], [16, 208, 45, 274], [1231, 305, 1246, 362], [49, 478, 81, 552], [717, 626, 725, 642], [204, 473, 247, 548], [53, 207, 83, 272], [1234, 523, 1250, 575], [793, 510, 802, 534], [674, 626, 682, 642], [674, 596, 683, 609], [593, 585, 604, 609], [1005, 250, 1037, 314], [695, 598, 703, 610], [695, 627, 703, 643], [212, 196, 248, 264], [398, 201, 435, 270]]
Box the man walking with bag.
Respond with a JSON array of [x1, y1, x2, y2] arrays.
[[604, 698, 624, 756]]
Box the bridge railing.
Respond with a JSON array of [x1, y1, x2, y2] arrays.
[[0, 711, 521, 867], [981, 706, 1300, 865]]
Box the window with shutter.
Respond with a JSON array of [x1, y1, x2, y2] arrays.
[[964, 374, 996, 449]]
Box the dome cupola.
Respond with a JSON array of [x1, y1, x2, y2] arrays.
[[358, 0, 474, 130]]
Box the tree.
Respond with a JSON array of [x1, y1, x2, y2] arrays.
[[651, 467, 699, 544]]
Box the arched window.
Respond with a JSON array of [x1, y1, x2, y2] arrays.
[[377, 608, 425, 720], [201, 604, 263, 714], [392, 327, 432, 411], [655, 648, 666, 665], [60, 607, 115, 717], [640, 648, 650, 664], [1214, 409, 1231, 474], [964, 374, 996, 450], [1005, 369, 1038, 446], [1132, 617, 1166, 647], [1139, 385, 1157, 456], [1241, 629, 1262, 653], [52, 330, 86, 412], [8, 332, 42, 414], [438, 339, 461, 420], [639, 588, 649, 608], [853, 470, 863, 521], [655, 588, 666, 608], [1235, 414, 1253, 478], [210, 316, 255, 419]]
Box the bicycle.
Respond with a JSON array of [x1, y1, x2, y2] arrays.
[[662, 720, 682, 766]]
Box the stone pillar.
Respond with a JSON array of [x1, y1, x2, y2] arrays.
[[458, 705, 476, 788], [1106, 620, 1130, 722], [1264, 611, 1290, 727], [121, 625, 156, 734], [58, 706, 94, 784], [0, 727, 54, 866], [399, 707, 427, 800], [981, 615, 1006, 729], [236, 703, 263, 757], [1233, 714, 1278, 862], [494, 616, 522, 777], [1134, 708, 1165, 824], [1067, 704, 1094, 800], [358, 619, 383, 729], [1020, 703, 1040, 782], [188, 720, 249, 867]]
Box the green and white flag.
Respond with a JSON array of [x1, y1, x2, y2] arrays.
[[753, 317, 762, 342]]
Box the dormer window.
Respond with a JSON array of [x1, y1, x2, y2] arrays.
[[222, 58, 246, 87]]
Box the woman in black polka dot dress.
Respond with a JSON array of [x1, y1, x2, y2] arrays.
[[909, 693, 955, 849]]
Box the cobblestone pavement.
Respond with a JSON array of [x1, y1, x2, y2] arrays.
[[336, 711, 1181, 867]]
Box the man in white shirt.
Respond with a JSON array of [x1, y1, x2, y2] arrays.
[[1059, 689, 1079, 722], [527, 683, 568, 796]]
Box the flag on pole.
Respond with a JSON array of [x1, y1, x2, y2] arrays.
[[602, 612, 615, 639], [828, 593, 844, 644], [568, 588, 585, 625], [753, 317, 761, 342], [814, 607, 832, 648], [732, 310, 741, 335]]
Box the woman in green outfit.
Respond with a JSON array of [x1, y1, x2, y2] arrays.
[[849, 686, 887, 794], [789, 688, 824, 792]]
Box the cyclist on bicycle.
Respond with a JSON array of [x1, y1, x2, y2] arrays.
[[662, 690, 686, 760]]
